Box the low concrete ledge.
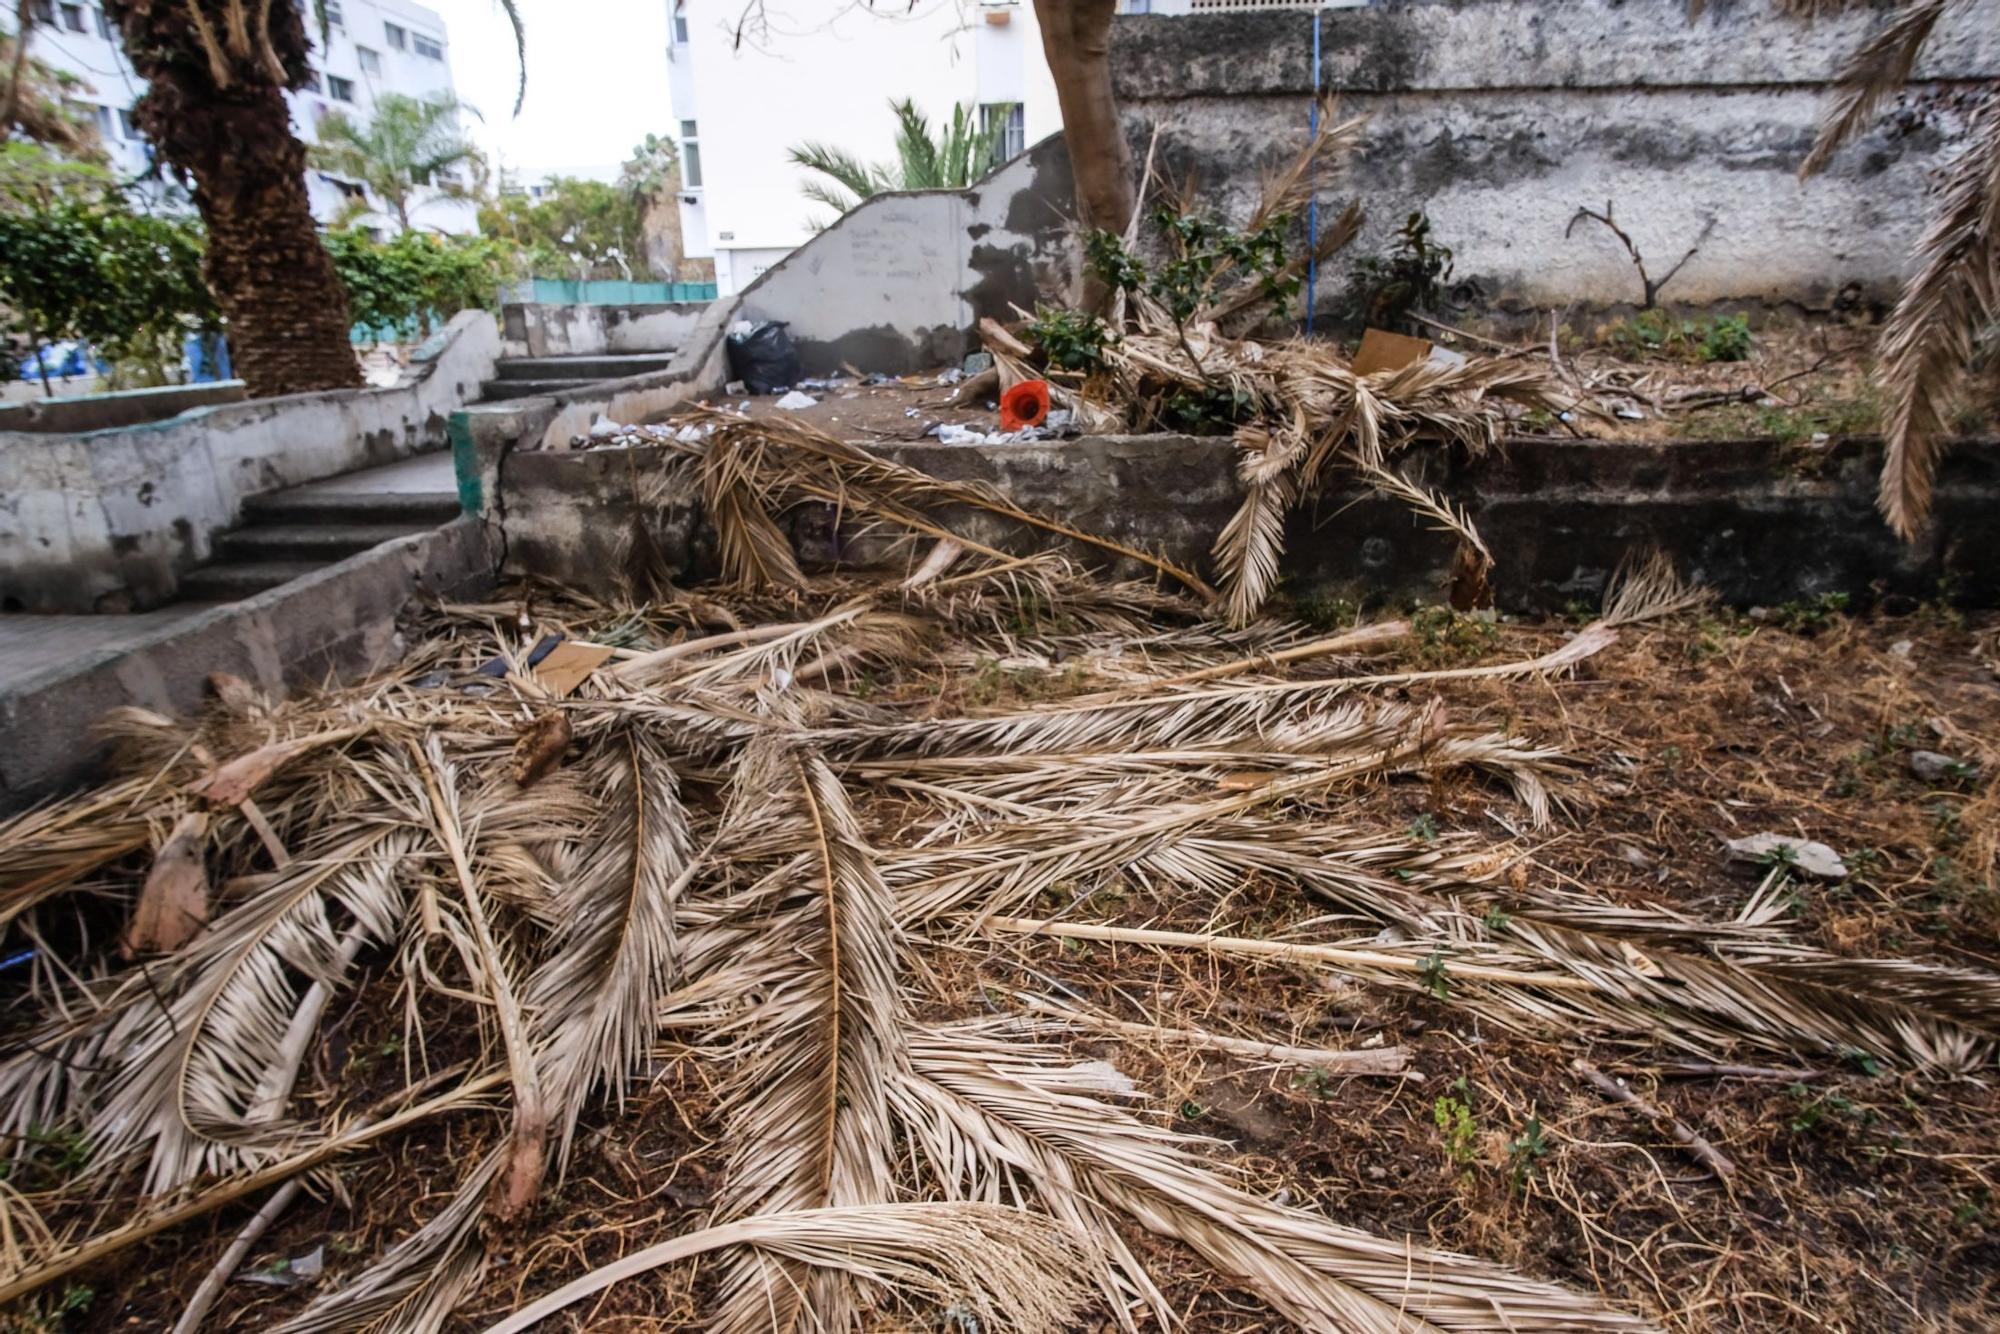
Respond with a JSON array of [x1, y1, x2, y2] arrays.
[[0, 516, 494, 812], [0, 380, 248, 435], [490, 434, 2000, 612]]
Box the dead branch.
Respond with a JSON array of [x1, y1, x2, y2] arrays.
[[1574, 1059, 1736, 1182], [1566, 201, 1717, 309]]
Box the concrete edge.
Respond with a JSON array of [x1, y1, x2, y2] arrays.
[[0, 516, 496, 813]]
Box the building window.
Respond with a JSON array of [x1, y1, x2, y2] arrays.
[[328, 74, 355, 102], [680, 120, 701, 189], [412, 32, 442, 59], [356, 45, 380, 74], [300, 67, 322, 92], [93, 5, 110, 37], [117, 108, 139, 140], [323, 0, 342, 26], [980, 103, 1025, 165], [29, 0, 53, 23], [58, 1, 86, 30], [93, 104, 113, 138], [384, 21, 406, 49], [672, 2, 688, 43]]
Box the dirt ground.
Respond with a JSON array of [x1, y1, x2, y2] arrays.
[[30, 593, 1998, 1334]]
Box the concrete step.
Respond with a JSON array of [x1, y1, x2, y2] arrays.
[[493, 353, 676, 381], [479, 377, 603, 401], [214, 521, 434, 563], [242, 489, 461, 526], [177, 559, 328, 603]]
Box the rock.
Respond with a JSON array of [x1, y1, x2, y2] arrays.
[[774, 390, 817, 410], [962, 350, 994, 376], [1726, 833, 1847, 881], [1889, 639, 1914, 658], [1909, 750, 1978, 783]]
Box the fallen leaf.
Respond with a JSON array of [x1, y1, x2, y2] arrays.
[[189, 726, 366, 806], [511, 712, 574, 788], [124, 812, 210, 956]]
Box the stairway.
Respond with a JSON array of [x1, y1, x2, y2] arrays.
[[176, 453, 462, 603], [478, 352, 677, 402]]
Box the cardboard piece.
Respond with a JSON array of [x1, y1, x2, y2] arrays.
[[533, 640, 618, 697], [1351, 327, 1433, 376]]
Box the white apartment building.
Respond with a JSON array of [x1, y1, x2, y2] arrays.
[[22, 0, 474, 234], [665, 0, 1061, 296]]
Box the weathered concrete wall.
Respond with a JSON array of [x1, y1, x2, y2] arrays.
[[489, 434, 2000, 613], [0, 516, 493, 813], [0, 310, 500, 613], [734, 133, 1078, 375], [0, 381, 248, 435], [500, 302, 708, 359], [1111, 1, 2000, 316]]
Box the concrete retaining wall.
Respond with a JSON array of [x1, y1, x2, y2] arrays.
[[0, 516, 494, 812], [0, 381, 248, 435], [500, 302, 709, 359], [486, 434, 2000, 613], [733, 134, 1077, 376], [0, 310, 500, 613], [1110, 0, 2000, 316]]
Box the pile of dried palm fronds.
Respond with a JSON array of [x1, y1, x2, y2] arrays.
[[4, 424, 1998, 1333]]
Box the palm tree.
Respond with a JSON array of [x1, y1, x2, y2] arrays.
[[789, 98, 1014, 216], [91, 0, 522, 398], [2, 19, 105, 157], [1795, 0, 1997, 539], [311, 92, 484, 233]]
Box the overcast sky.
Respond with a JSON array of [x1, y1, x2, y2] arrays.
[[427, 0, 671, 179]]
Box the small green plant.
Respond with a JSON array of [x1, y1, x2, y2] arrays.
[[1409, 605, 1500, 667], [1769, 591, 1850, 635], [1161, 383, 1258, 435], [1506, 1115, 1549, 1191], [1481, 905, 1513, 932], [1085, 203, 1301, 327], [1354, 212, 1455, 332], [1179, 1098, 1207, 1121], [1433, 1080, 1479, 1170], [1292, 1066, 1338, 1099], [1024, 303, 1115, 373], [1698, 312, 1753, 362], [1407, 813, 1440, 844], [1418, 948, 1452, 1001]]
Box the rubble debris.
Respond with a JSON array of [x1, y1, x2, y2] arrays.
[[1909, 749, 1979, 783], [774, 389, 818, 410], [724, 319, 802, 394]]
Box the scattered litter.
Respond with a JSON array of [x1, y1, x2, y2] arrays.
[[724, 379, 746, 397], [1046, 408, 1074, 433], [1000, 379, 1050, 430], [240, 1245, 325, 1288], [1726, 833, 1848, 881], [904, 407, 921, 418], [589, 415, 623, 438], [1614, 406, 1646, 421], [936, 367, 965, 386], [724, 319, 802, 394], [774, 390, 818, 410]]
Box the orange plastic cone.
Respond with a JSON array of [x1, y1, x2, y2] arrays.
[[999, 379, 1050, 431]]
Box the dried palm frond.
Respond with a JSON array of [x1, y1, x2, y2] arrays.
[[900, 1025, 1657, 1333], [1872, 96, 2000, 537], [707, 733, 908, 1332], [1799, 0, 1956, 180], [525, 728, 693, 1167], [476, 1202, 1094, 1334]]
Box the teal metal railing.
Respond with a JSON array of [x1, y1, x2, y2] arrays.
[[520, 278, 718, 304]]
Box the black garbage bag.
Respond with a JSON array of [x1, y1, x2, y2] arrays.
[[725, 320, 803, 394]]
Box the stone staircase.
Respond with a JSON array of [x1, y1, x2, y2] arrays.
[[478, 352, 676, 402], [176, 453, 462, 603]]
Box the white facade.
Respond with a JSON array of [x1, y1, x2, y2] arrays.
[[24, 0, 473, 234], [665, 0, 1059, 296]]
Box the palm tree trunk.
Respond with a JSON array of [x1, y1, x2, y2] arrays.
[[104, 0, 360, 397], [1033, 0, 1134, 237]]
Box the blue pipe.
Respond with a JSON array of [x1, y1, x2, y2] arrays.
[[1306, 8, 1323, 337]]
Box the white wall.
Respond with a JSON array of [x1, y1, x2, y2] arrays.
[[668, 0, 1056, 295], [23, 0, 474, 234]]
